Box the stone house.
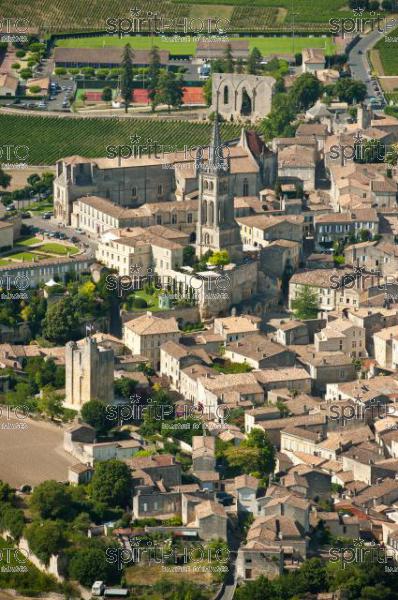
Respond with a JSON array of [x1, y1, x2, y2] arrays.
[[64, 423, 96, 453], [259, 239, 301, 278], [68, 463, 94, 485], [132, 484, 181, 519], [253, 367, 312, 395], [123, 312, 180, 370], [160, 341, 212, 392], [282, 465, 332, 500], [237, 214, 304, 247], [353, 478, 398, 508], [374, 326, 398, 370], [344, 240, 398, 278], [296, 348, 357, 394], [246, 514, 307, 559], [277, 144, 317, 191], [235, 474, 259, 514], [236, 543, 283, 582], [245, 406, 282, 434], [96, 227, 185, 277], [194, 500, 228, 541], [341, 443, 393, 485], [213, 315, 261, 343], [224, 334, 296, 369], [314, 318, 367, 359], [179, 363, 214, 404], [302, 48, 325, 73], [254, 414, 326, 449], [257, 492, 311, 533], [347, 307, 398, 355], [314, 209, 379, 251], [196, 371, 265, 416], [275, 320, 310, 346], [310, 511, 360, 539], [130, 454, 182, 488], [192, 436, 216, 473]]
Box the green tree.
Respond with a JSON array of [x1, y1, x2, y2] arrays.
[[155, 71, 184, 112], [91, 460, 132, 507], [291, 285, 319, 320], [183, 245, 195, 267], [290, 73, 323, 110], [120, 43, 134, 113], [203, 75, 212, 106], [2, 507, 25, 540], [114, 377, 138, 399], [101, 87, 113, 103], [208, 250, 230, 267], [334, 78, 367, 104], [30, 480, 73, 520], [37, 386, 63, 419], [223, 43, 234, 73], [0, 167, 11, 189], [25, 520, 66, 565], [42, 297, 79, 344], [147, 46, 161, 111], [68, 542, 120, 587], [247, 47, 262, 75], [235, 58, 244, 74], [81, 400, 113, 436]]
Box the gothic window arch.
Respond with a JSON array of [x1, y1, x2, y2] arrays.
[[204, 233, 210, 245], [209, 202, 214, 225], [202, 200, 208, 224], [243, 178, 249, 196], [223, 85, 229, 105], [204, 180, 209, 190]]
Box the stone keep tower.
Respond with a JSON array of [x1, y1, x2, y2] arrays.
[[65, 337, 114, 410], [195, 115, 243, 262]]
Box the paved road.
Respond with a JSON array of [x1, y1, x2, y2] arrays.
[[348, 18, 397, 101], [24, 214, 97, 258]]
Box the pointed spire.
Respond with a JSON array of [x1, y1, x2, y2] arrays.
[[208, 94, 229, 174]]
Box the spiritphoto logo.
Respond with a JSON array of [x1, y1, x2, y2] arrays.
[[106, 8, 230, 36], [106, 539, 230, 571], [329, 8, 397, 36], [0, 144, 29, 170], [329, 539, 395, 571], [0, 18, 29, 42], [0, 405, 30, 430], [0, 548, 29, 573]]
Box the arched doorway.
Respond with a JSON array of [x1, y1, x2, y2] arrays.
[[240, 88, 252, 116]]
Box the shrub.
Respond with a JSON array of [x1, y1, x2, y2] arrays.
[[133, 297, 148, 308], [54, 67, 67, 75], [11, 63, 20, 70], [15, 50, 26, 58]]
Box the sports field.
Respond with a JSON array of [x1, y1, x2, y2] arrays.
[[56, 34, 336, 56]]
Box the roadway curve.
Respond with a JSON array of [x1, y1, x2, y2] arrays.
[[348, 17, 397, 99]]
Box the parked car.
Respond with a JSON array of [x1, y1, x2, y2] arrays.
[[42, 213, 51, 220], [21, 212, 31, 218]]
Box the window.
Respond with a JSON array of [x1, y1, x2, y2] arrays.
[[132, 187, 137, 197], [243, 178, 249, 197], [187, 213, 192, 223], [223, 85, 229, 104], [172, 213, 177, 224], [158, 184, 163, 195], [156, 215, 162, 225], [143, 503, 148, 512]]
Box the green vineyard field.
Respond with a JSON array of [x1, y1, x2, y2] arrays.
[[0, 114, 243, 165]]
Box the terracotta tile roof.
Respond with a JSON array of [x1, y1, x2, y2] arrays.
[[124, 312, 179, 335]]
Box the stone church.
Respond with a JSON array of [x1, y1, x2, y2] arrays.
[[53, 127, 276, 225]]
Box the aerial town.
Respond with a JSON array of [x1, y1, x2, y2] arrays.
[[2, 1, 398, 599]]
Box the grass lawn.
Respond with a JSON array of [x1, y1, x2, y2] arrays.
[[37, 243, 79, 255], [56, 34, 335, 55], [125, 562, 215, 587], [27, 202, 54, 214], [3, 251, 43, 262], [16, 236, 43, 246], [212, 359, 253, 374], [375, 27, 398, 76]]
